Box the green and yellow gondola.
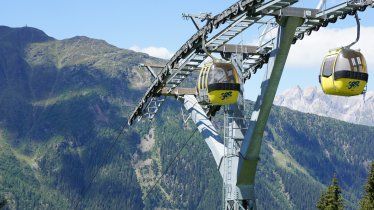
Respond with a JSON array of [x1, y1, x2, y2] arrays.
[[197, 61, 240, 105], [319, 47, 368, 96]]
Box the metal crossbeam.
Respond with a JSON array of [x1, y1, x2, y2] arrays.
[[257, 0, 373, 50], [160, 87, 197, 96], [316, 2, 361, 18], [291, 1, 371, 44], [207, 0, 298, 52], [213, 44, 259, 55], [206, 14, 257, 48]]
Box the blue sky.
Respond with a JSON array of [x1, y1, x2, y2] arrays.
[[1, 0, 373, 100]]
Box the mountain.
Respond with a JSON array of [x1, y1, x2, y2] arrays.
[[274, 86, 374, 127], [0, 25, 160, 210], [0, 26, 373, 210]]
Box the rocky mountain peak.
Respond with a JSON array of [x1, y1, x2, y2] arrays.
[[274, 86, 374, 127]]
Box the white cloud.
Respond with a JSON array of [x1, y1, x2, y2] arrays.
[[130, 45, 174, 59], [287, 26, 374, 69]]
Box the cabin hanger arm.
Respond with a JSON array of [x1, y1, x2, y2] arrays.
[[346, 12, 360, 49]]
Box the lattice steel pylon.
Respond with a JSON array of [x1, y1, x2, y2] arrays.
[[223, 106, 248, 209], [129, 0, 373, 209]]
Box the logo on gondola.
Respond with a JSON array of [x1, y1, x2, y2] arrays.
[[347, 81, 360, 89], [221, 91, 232, 100]]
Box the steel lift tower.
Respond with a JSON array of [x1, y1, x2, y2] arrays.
[[128, 0, 373, 209]]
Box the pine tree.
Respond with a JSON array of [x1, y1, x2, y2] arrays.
[[316, 175, 344, 210], [317, 191, 328, 209], [360, 161, 374, 210]]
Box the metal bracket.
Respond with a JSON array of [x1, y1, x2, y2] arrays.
[[181, 107, 192, 126], [182, 12, 213, 30], [139, 63, 163, 82], [231, 54, 245, 82]]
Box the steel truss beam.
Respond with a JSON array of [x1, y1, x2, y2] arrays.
[[128, 0, 299, 125], [129, 0, 372, 125]]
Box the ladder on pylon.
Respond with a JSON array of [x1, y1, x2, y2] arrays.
[[223, 107, 249, 210]]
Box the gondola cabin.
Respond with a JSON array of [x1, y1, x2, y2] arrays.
[[320, 48, 368, 96], [197, 61, 240, 105]]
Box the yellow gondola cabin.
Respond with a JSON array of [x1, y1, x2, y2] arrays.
[[197, 61, 240, 105], [319, 48, 368, 96]]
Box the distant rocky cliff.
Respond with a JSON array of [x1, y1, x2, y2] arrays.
[[275, 86, 374, 126]]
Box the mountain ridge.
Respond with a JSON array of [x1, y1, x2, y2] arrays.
[[275, 86, 374, 127]]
